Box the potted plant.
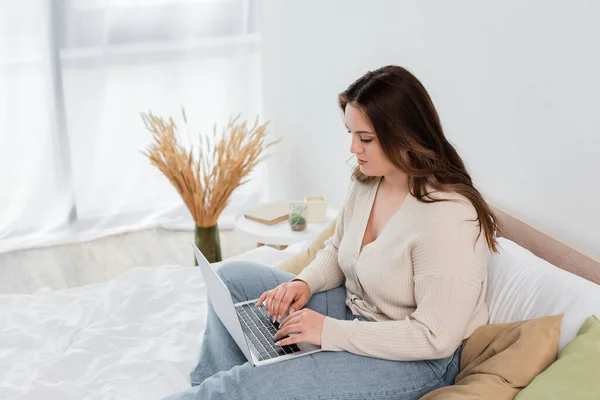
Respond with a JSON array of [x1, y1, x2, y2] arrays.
[[141, 109, 279, 264], [288, 202, 307, 231]]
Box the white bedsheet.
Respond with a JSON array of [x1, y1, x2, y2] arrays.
[[0, 245, 300, 400], [0, 266, 206, 400]]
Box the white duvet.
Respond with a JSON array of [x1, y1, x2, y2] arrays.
[[0, 265, 207, 400], [0, 245, 299, 400]]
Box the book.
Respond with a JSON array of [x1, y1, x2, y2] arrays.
[[244, 201, 290, 225]]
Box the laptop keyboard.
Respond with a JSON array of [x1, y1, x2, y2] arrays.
[[235, 303, 302, 361]]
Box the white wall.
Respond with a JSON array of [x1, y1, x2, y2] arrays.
[[260, 0, 600, 258]]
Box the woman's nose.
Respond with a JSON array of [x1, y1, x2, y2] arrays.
[[350, 135, 363, 155]]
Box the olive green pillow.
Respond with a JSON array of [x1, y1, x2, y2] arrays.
[[515, 315, 600, 400], [275, 217, 337, 275]]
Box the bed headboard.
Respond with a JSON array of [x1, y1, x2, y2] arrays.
[[491, 205, 600, 285]]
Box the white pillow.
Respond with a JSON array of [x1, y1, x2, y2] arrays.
[[281, 240, 311, 255], [486, 237, 600, 351]]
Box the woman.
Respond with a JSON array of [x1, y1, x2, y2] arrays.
[[165, 65, 498, 400]]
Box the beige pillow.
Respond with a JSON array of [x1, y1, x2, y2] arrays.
[[420, 314, 564, 400], [275, 217, 337, 275]]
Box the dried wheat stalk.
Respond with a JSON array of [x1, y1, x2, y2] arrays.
[[141, 109, 279, 227]]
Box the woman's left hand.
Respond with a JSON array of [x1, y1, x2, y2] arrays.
[[274, 308, 326, 347]]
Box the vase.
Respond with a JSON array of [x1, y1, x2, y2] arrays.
[[194, 224, 223, 265]]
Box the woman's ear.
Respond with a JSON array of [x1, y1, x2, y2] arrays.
[[400, 150, 411, 164]]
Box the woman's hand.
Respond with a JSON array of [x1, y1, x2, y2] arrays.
[[255, 280, 311, 323], [274, 308, 326, 347]]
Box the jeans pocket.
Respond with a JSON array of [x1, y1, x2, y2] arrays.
[[424, 345, 461, 381]]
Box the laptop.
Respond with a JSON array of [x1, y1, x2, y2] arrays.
[[192, 243, 323, 367]]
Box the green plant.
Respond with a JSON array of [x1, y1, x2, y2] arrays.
[[290, 214, 306, 226]]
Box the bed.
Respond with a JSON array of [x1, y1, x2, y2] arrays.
[[0, 246, 296, 400], [1, 207, 599, 399]]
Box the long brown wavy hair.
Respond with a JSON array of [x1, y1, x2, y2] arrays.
[[339, 65, 499, 252]]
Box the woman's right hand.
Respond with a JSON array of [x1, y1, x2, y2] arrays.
[[255, 280, 311, 323]]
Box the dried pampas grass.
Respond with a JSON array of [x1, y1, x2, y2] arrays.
[[141, 109, 279, 228]]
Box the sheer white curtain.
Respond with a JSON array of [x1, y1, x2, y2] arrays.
[[0, 0, 265, 254]]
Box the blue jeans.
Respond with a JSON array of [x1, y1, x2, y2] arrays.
[[163, 261, 461, 400]]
